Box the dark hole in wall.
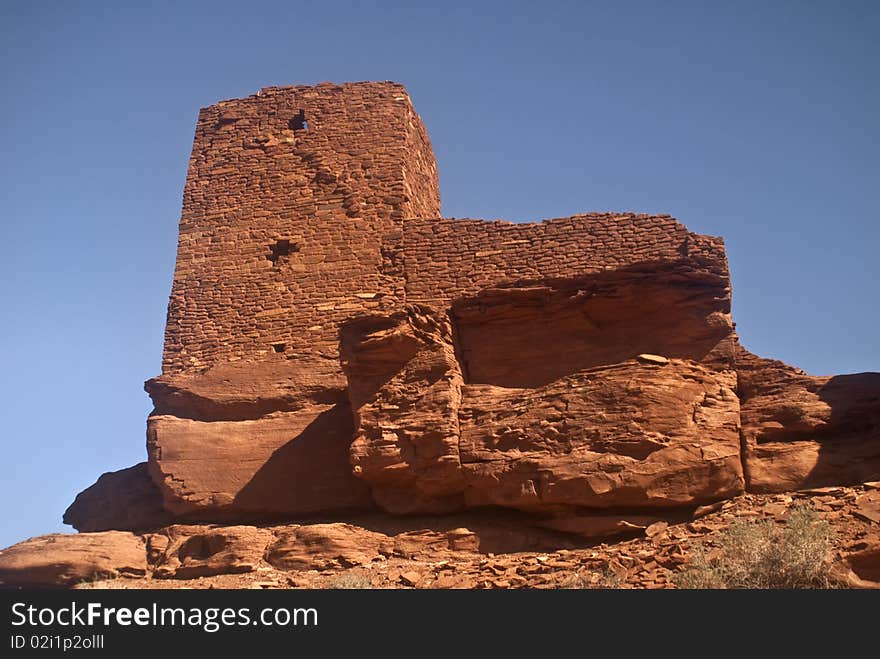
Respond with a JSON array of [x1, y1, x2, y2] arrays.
[[267, 239, 300, 265], [272, 343, 287, 353], [289, 110, 308, 131], [178, 534, 227, 562]]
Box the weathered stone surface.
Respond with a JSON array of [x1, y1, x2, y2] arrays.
[[266, 524, 387, 570], [145, 358, 347, 422], [342, 297, 742, 514], [0, 532, 146, 588], [147, 405, 373, 519], [737, 347, 880, 492], [460, 359, 743, 511], [7, 481, 880, 588], [833, 543, 880, 589], [63, 463, 170, 532], [152, 525, 275, 579], [341, 306, 465, 514], [144, 357, 369, 520], [450, 261, 735, 389]]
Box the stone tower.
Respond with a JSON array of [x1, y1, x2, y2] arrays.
[[146, 82, 439, 519], [162, 81, 440, 374]]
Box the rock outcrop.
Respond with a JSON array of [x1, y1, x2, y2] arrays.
[[1, 484, 878, 589], [63, 463, 170, 532], [0, 532, 147, 588], [737, 347, 880, 492], [2, 81, 878, 589]]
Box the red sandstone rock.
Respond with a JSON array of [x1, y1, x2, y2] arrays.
[[0, 532, 147, 588], [147, 404, 373, 519], [145, 358, 347, 421], [341, 306, 465, 514], [5, 482, 880, 588], [460, 359, 743, 511], [152, 525, 275, 579], [833, 543, 880, 589], [48, 81, 878, 574], [737, 347, 880, 492], [450, 261, 735, 389], [266, 524, 387, 570], [342, 307, 743, 514], [63, 463, 170, 532], [128, 82, 751, 521]]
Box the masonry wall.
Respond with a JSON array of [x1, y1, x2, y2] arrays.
[[162, 82, 440, 374], [396, 214, 728, 303], [162, 82, 728, 378]]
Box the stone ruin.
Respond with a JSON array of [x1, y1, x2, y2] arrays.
[[2, 81, 879, 587], [68, 79, 880, 526]]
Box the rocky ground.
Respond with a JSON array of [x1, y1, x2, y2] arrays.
[[45, 483, 876, 590]]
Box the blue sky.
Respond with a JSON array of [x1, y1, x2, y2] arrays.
[[1, 1, 877, 548]]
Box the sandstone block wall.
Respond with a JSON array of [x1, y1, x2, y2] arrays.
[[162, 82, 440, 375], [396, 214, 727, 302], [162, 81, 729, 380]]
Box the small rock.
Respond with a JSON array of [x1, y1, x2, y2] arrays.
[[800, 486, 846, 496], [645, 521, 668, 538], [636, 353, 669, 365], [399, 571, 422, 587], [761, 503, 789, 517], [693, 501, 725, 519], [854, 497, 880, 524]]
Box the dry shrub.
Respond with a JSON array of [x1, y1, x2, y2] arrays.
[[322, 571, 374, 589], [674, 506, 835, 589], [558, 566, 626, 589]]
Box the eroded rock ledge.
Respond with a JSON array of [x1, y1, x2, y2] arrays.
[[4, 485, 879, 589]]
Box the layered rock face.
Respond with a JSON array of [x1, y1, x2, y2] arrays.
[[10, 81, 879, 588], [339, 259, 743, 519], [737, 347, 880, 492]]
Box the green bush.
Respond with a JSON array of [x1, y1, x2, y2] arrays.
[[674, 506, 835, 589]]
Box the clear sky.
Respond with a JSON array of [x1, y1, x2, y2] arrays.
[[1, 1, 877, 549]]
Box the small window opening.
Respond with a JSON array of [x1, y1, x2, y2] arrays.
[[268, 239, 299, 265], [289, 110, 308, 131], [272, 343, 287, 353]]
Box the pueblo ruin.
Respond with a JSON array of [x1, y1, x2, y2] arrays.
[[2, 82, 879, 588]]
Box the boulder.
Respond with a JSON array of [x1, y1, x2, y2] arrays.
[[147, 404, 373, 519], [342, 300, 743, 514], [0, 532, 147, 588], [266, 523, 388, 570], [833, 543, 880, 589], [151, 525, 275, 579], [63, 462, 170, 532], [460, 359, 743, 510], [737, 347, 880, 492], [340, 306, 465, 514]]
